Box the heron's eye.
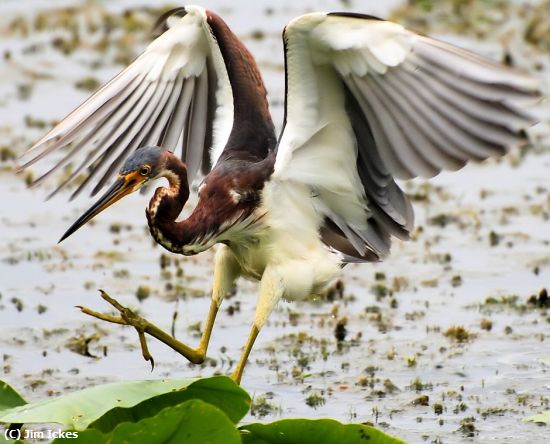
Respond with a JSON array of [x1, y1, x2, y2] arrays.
[[139, 165, 151, 176]]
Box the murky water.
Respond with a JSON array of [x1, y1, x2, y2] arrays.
[[0, 1, 549, 443]]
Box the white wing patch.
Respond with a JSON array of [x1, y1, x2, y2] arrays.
[[310, 19, 413, 76], [272, 12, 539, 262]]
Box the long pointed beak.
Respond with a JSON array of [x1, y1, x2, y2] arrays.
[[59, 174, 142, 243]]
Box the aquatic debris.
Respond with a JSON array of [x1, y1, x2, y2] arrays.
[[407, 378, 433, 392], [66, 333, 101, 358], [24, 115, 47, 129], [135, 285, 151, 301], [450, 275, 462, 287], [428, 213, 460, 228], [443, 325, 474, 343], [251, 393, 281, 418], [489, 230, 500, 247], [479, 318, 493, 331], [527, 288, 549, 308], [75, 76, 100, 92], [458, 416, 477, 437], [334, 317, 348, 342], [0, 147, 16, 162], [405, 356, 417, 367], [412, 395, 429, 406], [10, 297, 24, 312], [305, 392, 325, 409]]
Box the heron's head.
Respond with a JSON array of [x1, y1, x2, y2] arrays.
[[59, 146, 185, 242]]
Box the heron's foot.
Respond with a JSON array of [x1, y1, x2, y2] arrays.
[[77, 290, 207, 370]]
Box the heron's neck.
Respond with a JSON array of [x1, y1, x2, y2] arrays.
[[145, 157, 198, 253]]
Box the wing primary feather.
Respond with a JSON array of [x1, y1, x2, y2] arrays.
[[353, 75, 435, 178], [369, 72, 466, 173], [157, 73, 186, 148], [26, 67, 141, 155], [83, 82, 167, 198], [409, 52, 539, 104], [160, 75, 196, 152], [404, 63, 536, 131], [383, 69, 484, 161], [347, 98, 412, 230], [184, 67, 209, 184], [382, 71, 469, 164], [20, 71, 144, 172], [401, 68, 525, 151], [90, 79, 177, 195], [43, 74, 153, 198], [201, 61, 217, 175], [347, 76, 413, 179], [414, 37, 541, 92], [396, 68, 509, 159], [68, 78, 166, 199], [26, 73, 146, 188]]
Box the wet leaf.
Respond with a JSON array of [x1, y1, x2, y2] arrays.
[[54, 400, 240, 444], [89, 376, 249, 432], [0, 381, 26, 413], [526, 410, 550, 425], [0, 378, 198, 430], [240, 419, 405, 444]]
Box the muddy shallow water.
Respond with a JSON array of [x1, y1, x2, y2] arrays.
[[1, 1, 550, 443]]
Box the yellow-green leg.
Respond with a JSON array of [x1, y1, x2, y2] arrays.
[[231, 266, 283, 384], [79, 245, 241, 368]]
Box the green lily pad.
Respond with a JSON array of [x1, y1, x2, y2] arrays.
[[525, 410, 550, 425], [240, 419, 405, 444], [0, 381, 26, 413], [89, 376, 250, 432], [0, 378, 197, 430], [54, 399, 240, 444]]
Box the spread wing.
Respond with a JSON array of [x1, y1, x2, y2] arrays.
[[20, 6, 237, 199], [274, 12, 540, 262]]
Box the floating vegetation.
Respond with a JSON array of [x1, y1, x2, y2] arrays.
[[10, 297, 24, 312], [75, 76, 100, 92], [450, 275, 462, 287], [480, 318, 493, 331], [0, 147, 16, 162], [489, 230, 500, 247], [443, 325, 474, 343], [135, 285, 151, 301], [428, 213, 460, 228], [412, 395, 429, 406], [304, 392, 325, 409], [66, 333, 101, 357], [527, 288, 549, 308], [251, 393, 281, 418], [407, 378, 433, 392], [334, 317, 347, 342], [458, 416, 477, 437], [24, 115, 47, 129]]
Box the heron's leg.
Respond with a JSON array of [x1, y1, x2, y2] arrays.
[[193, 245, 241, 359], [78, 245, 240, 367], [231, 266, 284, 384]]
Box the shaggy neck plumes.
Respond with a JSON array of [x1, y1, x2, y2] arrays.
[[145, 155, 199, 254]]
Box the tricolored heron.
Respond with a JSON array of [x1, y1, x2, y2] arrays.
[[20, 6, 540, 383]]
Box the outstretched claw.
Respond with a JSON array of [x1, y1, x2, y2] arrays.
[[77, 290, 156, 369], [77, 289, 219, 369]]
